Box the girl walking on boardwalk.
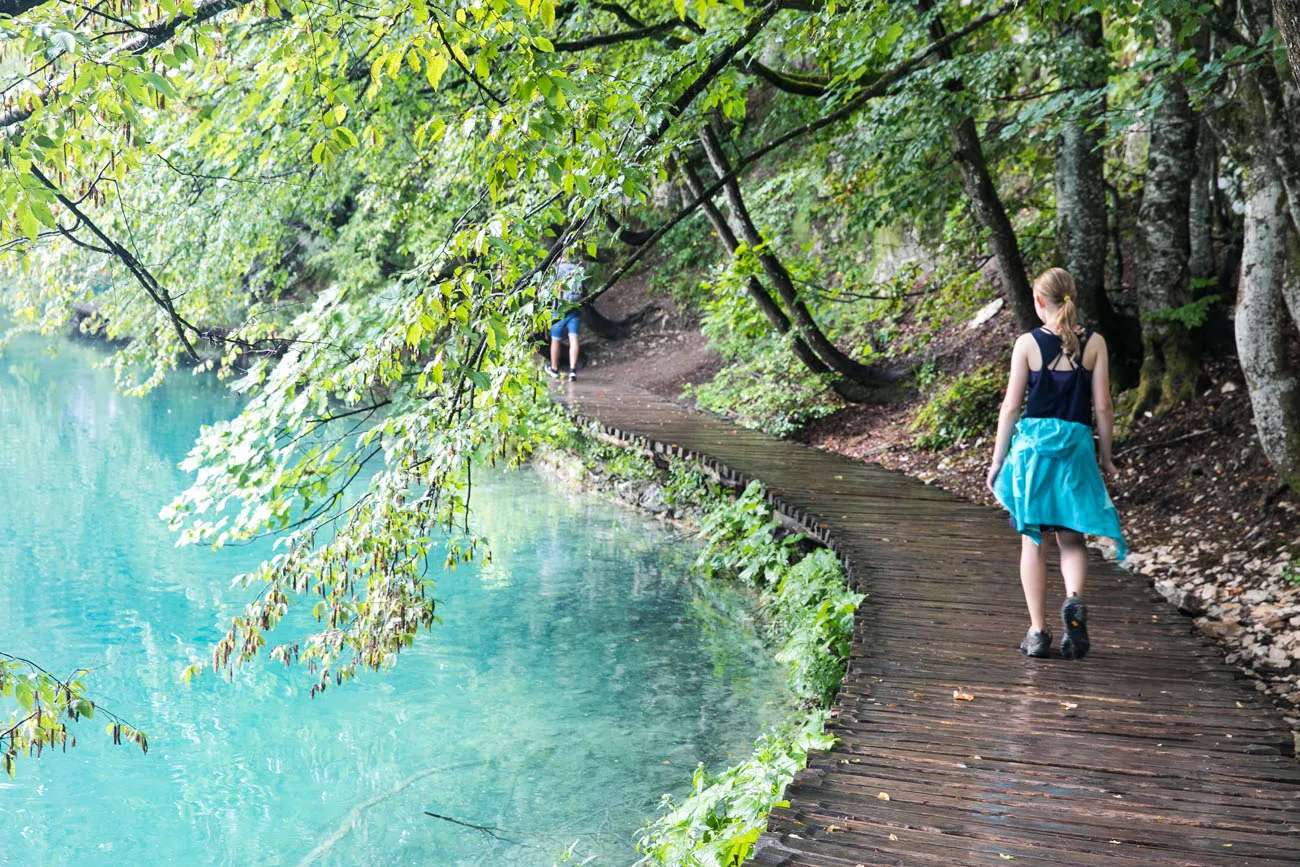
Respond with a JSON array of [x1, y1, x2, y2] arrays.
[[986, 268, 1127, 660]]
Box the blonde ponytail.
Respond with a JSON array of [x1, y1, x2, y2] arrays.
[[1032, 267, 1083, 358], [1055, 296, 1081, 358]]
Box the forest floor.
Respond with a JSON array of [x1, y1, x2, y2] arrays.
[[582, 271, 1300, 739]]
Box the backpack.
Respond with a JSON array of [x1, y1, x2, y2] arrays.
[[554, 262, 585, 305]]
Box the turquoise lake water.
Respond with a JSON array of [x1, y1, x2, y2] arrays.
[[0, 336, 788, 865]]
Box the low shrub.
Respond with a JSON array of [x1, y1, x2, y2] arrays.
[[637, 482, 862, 866], [912, 362, 1006, 450], [685, 351, 840, 439], [634, 713, 833, 867]]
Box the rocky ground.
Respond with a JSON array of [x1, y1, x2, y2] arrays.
[[581, 273, 1300, 739]]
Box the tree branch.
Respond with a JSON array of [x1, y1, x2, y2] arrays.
[[646, 0, 783, 147], [745, 58, 827, 96], [554, 19, 682, 51], [592, 3, 1012, 299], [0, 0, 255, 132], [436, 21, 506, 106], [30, 166, 201, 361], [0, 0, 54, 19]]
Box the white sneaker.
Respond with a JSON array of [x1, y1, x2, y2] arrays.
[[568, 370, 577, 381], [544, 364, 559, 379]]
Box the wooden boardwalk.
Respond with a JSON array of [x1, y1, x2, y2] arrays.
[[557, 378, 1300, 866]]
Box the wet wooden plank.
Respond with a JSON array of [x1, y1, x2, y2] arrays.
[[555, 379, 1300, 866]]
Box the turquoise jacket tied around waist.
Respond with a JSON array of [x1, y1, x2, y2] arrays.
[[993, 416, 1127, 560]]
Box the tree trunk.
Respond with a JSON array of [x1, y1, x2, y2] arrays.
[[1237, 150, 1300, 489], [1129, 43, 1200, 422], [1189, 118, 1217, 284], [678, 159, 834, 379], [1275, 0, 1300, 87], [1054, 13, 1114, 333], [920, 2, 1037, 331], [698, 124, 888, 393], [1244, 0, 1300, 240]]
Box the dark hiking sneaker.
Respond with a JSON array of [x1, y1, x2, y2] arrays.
[[568, 370, 577, 381], [1060, 595, 1090, 660], [544, 364, 559, 379], [1020, 628, 1052, 658]]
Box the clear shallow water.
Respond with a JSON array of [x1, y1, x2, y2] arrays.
[[0, 336, 788, 866]]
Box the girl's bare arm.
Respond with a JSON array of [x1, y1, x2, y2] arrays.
[[987, 336, 1031, 491], [1089, 334, 1116, 477]]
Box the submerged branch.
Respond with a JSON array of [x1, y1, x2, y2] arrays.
[[424, 810, 526, 844]]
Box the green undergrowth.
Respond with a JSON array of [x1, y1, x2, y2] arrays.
[[912, 361, 1007, 450], [524, 403, 861, 867], [684, 279, 842, 438], [684, 348, 841, 438]]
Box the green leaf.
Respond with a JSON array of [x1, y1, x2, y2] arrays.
[[426, 52, 449, 90], [16, 200, 38, 243], [406, 320, 424, 347], [333, 126, 359, 148], [15, 679, 33, 710]]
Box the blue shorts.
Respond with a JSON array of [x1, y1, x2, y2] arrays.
[[550, 310, 580, 339]]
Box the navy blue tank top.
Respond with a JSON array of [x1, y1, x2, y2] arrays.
[[1024, 328, 1094, 426]]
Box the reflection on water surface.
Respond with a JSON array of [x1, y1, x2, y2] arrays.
[[0, 336, 788, 865]]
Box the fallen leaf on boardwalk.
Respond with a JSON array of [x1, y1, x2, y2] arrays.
[[953, 690, 975, 701], [877, 792, 890, 801], [1060, 702, 1079, 710], [825, 824, 842, 832], [888, 834, 898, 841], [1109, 840, 1121, 845], [999, 855, 1014, 861]]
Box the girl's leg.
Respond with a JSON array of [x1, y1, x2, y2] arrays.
[[1019, 535, 1049, 631], [1056, 531, 1087, 597]]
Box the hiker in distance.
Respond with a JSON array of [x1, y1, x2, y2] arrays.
[[986, 267, 1127, 660], [544, 251, 585, 382]]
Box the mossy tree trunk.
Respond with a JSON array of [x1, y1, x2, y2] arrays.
[[1129, 28, 1200, 423]]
